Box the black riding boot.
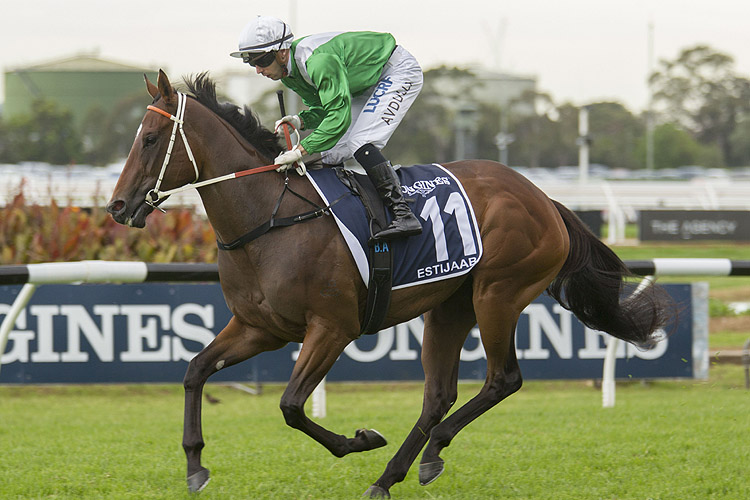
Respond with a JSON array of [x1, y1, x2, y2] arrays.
[[363, 161, 422, 241]]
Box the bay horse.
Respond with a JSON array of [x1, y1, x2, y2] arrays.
[[107, 70, 672, 498]]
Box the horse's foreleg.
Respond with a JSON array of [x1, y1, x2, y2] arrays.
[[183, 317, 286, 492], [365, 284, 476, 499], [279, 322, 384, 458], [418, 305, 522, 487]]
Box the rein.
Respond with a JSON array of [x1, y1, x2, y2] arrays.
[[145, 92, 199, 211], [144, 92, 282, 212], [144, 92, 346, 250]]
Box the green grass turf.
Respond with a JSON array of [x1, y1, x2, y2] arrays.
[[1, 368, 748, 499]]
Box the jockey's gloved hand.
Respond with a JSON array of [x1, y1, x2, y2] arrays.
[[274, 114, 302, 132], [274, 148, 302, 166], [274, 147, 306, 175]]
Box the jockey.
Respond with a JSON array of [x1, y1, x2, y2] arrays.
[[230, 15, 423, 241]]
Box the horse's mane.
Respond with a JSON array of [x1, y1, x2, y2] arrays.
[[182, 73, 284, 160]]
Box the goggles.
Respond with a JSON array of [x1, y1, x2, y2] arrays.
[[242, 51, 277, 68]]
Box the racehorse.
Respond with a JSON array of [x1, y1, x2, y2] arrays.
[[107, 70, 673, 498]]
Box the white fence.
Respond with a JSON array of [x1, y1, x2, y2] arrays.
[[1, 260, 748, 414], [534, 178, 750, 243], [602, 258, 749, 408], [3, 164, 749, 243], [0, 165, 203, 214]]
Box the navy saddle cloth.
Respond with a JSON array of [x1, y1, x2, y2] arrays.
[[306, 163, 483, 289]]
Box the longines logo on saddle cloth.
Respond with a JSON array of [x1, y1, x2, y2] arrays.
[[401, 176, 452, 198], [306, 163, 483, 289]]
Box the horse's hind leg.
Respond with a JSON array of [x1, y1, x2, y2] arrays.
[[183, 316, 286, 492], [365, 281, 476, 499], [419, 300, 523, 487]]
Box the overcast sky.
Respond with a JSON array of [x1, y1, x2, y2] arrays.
[[3, 0, 750, 112]]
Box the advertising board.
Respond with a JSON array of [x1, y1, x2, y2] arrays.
[[640, 210, 750, 241], [0, 283, 704, 384]]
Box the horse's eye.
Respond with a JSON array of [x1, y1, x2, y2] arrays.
[[143, 134, 158, 148]]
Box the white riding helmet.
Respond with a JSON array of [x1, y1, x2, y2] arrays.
[[230, 16, 294, 58]]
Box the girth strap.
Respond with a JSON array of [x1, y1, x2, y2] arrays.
[[333, 168, 394, 335], [216, 206, 331, 251], [216, 177, 347, 251]]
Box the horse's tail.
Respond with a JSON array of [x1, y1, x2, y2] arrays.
[[546, 200, 675, 346]]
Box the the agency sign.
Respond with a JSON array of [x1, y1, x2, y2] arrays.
[[0, 283, 703, 384], [640, 210, 750, 241]]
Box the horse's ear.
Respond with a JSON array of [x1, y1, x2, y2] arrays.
[[144, 73, 159, 98], [156, 69, 176, 105]]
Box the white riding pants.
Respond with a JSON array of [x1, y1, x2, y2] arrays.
[[321, 45, 423, 165]]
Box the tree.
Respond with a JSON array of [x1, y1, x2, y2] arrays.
[[383, 66, 464, 165], [649, 44, 750, 166], [79, 94, 150, 165], [0, 120, 8, 161], [475, 104, 502, 162], [548, 103, 581, 167], [505, 90, 572, 168], [634, 123, 722, 169], [587, 102, 645, 170], [728, 114, 750, 166], [0, 99, 82, 164]]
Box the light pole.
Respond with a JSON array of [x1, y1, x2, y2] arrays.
[[495, 109, 515, 165], [577, 105, 591, 183], [646, 21, 655, 172], [454, 102, 479, 160]]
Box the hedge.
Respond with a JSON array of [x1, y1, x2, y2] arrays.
[[0, 192, 218, 265]]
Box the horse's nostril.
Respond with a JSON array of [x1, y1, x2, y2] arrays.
[[107, 200, 125, 214]]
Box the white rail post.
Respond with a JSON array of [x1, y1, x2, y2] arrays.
[[602, 276, 654, 408], [311, 377, 327, 418], [0, 260, 149, 375], [0, 283, 38, 375], [601, 337, 620, 408]]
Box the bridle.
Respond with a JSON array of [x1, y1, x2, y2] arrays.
[[145, 92, 199, 212], [140, 91, 344, 250], [142, 91, 282, 212]]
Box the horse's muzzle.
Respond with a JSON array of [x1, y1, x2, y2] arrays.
[[106, 199, 151, 228]]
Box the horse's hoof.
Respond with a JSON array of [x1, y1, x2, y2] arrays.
[[419, 459, 445, 486], [187, 467, 211, 493], [363, 485, 391, 498], [355, 428, 387, 450]]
